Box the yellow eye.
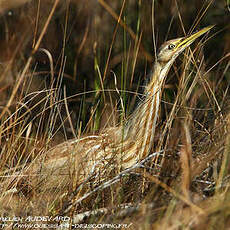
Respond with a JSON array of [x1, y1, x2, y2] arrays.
[[168, 44, 176, 50]]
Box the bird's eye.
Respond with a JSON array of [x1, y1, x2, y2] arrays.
[[168, 44, 176, 50]]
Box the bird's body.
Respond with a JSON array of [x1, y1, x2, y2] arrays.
[[6, 26, 213, 204]]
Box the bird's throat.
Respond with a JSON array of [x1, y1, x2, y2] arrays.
[[117, 61, 169, 166]]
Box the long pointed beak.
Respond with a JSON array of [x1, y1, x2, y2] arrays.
[[177, 25, 214, 50]]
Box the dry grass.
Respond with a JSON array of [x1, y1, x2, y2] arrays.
[[0, 0, 229, 229]]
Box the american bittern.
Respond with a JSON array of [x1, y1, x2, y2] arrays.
[[6, 26, 213, 204]]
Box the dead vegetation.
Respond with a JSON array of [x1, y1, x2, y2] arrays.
[[0, 0, 229, 229]]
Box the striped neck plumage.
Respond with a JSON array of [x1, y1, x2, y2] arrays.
[[113, 25, 213, 167], [118, 60, 173, 163]]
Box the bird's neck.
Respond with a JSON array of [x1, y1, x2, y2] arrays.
[[115, 61, 170, 166]]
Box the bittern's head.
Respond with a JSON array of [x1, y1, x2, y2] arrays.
[[157, 26, 214, 65]]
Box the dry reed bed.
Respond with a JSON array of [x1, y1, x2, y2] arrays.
[[0, 0, 229, 229]]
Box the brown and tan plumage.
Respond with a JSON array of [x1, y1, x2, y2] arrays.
[[6, 26, 213, 205]]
